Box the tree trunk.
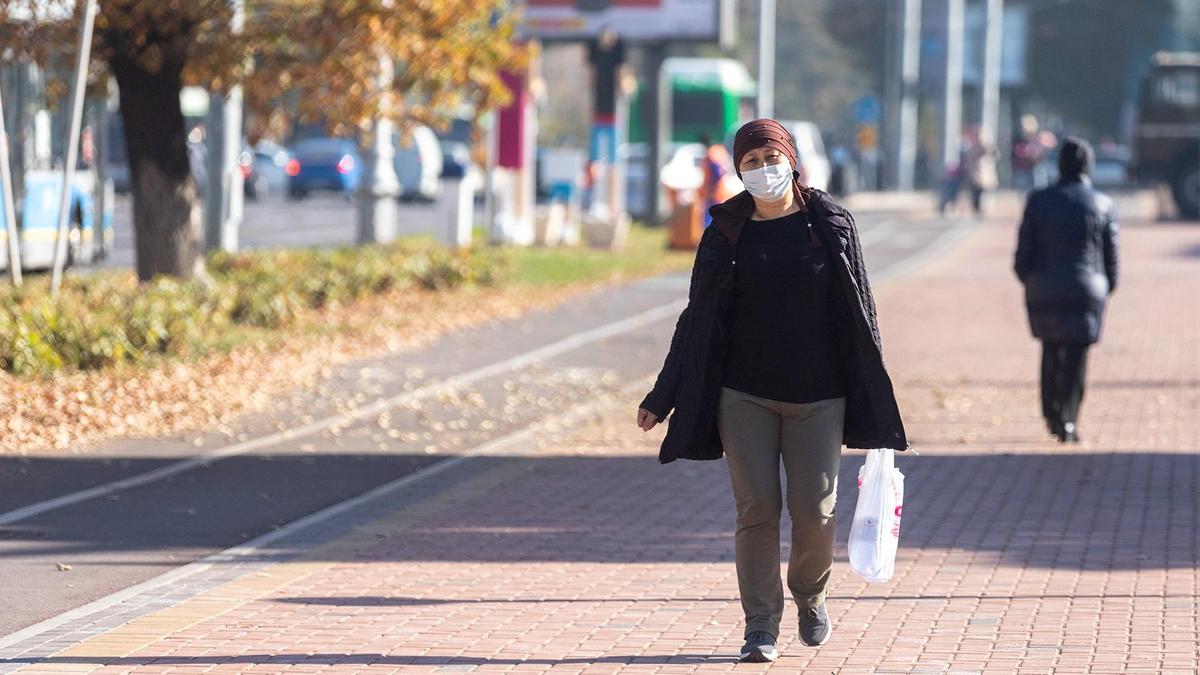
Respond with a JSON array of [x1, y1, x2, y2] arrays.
[[111, 54, 204, 281]]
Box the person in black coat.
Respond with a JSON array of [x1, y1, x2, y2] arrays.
[[634, 119, 907, 661], [1014, 137, 1119, 443]]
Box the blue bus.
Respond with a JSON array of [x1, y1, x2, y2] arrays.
[[0, 61, 114, 272], [0, 168, 113, 270]]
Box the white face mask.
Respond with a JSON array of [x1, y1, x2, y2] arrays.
[[740, 159, 793, 201]]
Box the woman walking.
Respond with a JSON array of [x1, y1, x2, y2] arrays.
[[1014, 137, 1119, 443], [635, 119, 908, 662]]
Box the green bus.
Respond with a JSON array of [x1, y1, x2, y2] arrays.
[[628, 57, 756, 145]]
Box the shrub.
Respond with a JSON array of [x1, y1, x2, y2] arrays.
[[0, 241, 501, 375]]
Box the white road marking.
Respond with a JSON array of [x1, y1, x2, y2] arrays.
[[856, 221, 898, 247], [0, 377, 654, 652], [0, 301, 686, 528]]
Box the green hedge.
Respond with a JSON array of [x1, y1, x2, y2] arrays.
[[0, 243, 500, 376]]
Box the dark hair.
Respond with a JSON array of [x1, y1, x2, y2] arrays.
[[1057, 137, 1094, 179]]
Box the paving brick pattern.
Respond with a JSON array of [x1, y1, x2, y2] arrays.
[[5, 213, 1199, 674]]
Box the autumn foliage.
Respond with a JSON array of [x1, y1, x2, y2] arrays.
[[0, 0, 527, 279]]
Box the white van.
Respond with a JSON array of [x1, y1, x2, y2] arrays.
[[394, 125, 443, 201], [778, 120, 831, 192]]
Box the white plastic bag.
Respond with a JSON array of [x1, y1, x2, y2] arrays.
[[848, 448, 905, 582]]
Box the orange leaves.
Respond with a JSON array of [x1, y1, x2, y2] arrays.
[[240, 0, 527, 142], [0, 0, 527, 143]]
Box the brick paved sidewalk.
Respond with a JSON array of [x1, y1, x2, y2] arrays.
[[4, 213, 1198, 674]]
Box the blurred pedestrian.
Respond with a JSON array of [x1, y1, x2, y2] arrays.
[[187, 123, 208, 195], [1014, 137, 1119, 443], [1012, 115, 1044, 191], [697, 133, 735, 228], [635, 118, 908, 662], [828, 144, 851, 196], [1032, 130, 1059, 188], [963, 126, 999, 215], [939, 158, 963, 214]]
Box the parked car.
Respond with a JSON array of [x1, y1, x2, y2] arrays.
[[438, 140, 480, 184], [1033, 142, 1133, 191], [395, 125, 442, 201], [285, 137, 362, 199], [240, 141, 290, 200], [777, 120, 831, 192], [1092, 146, 1133, 189]]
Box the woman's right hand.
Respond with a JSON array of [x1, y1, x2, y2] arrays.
[[636, 408, 660, 432]]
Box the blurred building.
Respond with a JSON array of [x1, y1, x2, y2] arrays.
[[1171, 0, 1200, 51]]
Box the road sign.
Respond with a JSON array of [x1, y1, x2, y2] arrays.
[[854, 95, 882, 125], [857, 123, 879, 151]]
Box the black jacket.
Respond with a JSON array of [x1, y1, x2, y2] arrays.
[[1014, 177, 1119, 345], [639, 187, 909, 464]]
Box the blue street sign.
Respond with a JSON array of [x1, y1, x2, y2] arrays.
[[853, 95, 882, 125]]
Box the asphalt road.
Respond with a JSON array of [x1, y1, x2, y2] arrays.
[[89, 192, 456, 271], [1, 205, 969, 636]]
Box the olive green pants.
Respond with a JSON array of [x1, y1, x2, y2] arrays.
[[717, 387, 846, 638]]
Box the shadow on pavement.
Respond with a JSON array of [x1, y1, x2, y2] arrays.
[[272, 591, 1197, 609], [1, 451, 1196, 570], [901, 377, 1200, 390], [274, 595, 742, 606], [0, 654, 742, 668]]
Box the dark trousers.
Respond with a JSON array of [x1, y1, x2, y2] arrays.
[[970, 185, 984, 214], [1040, 341, 1090, 430]]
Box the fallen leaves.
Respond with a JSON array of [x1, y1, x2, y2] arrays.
[[0, 283, 595, 455]]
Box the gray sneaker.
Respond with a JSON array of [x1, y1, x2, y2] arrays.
[[739, 630, 779, 662], [798, 604, 832, 646]]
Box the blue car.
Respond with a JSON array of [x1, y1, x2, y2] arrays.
[[285, 137, 362, 199]]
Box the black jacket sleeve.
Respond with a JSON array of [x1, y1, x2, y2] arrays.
[[1014, 192, 1040, 282], [1102, 214, 1119, 294], [638, 227, 714, 421], [837, 209, 883, 352]]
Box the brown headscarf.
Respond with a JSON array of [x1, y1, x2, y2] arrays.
[[732, 118, 798, 180]]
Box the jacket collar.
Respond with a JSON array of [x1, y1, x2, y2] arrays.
[[709, 184, 846, 244], [1057, 175, 1093, 187]]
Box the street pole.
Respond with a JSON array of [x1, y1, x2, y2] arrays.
[[88, 95, 108, 260], [899, 0, 922, 190], [942, 0, 965, 171], [482, 111, 497, 244], [0, 84, 23, 286], [50, 0, 97, 294], [980, 0, 1004, 146], [757, 0, 775, 119], [205, 0, 245, 253], [884, 0, 922, 190], [643, 42, 665, 225], [357, 54, 400, 245]]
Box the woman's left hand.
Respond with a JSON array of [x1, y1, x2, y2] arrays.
[[636, 408, 660, 432]]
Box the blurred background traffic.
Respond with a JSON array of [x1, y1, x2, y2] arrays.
[[0, 0, 1197, 281]]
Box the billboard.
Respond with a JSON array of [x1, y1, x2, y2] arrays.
[[962, 4, 1028, 87], [520, 0, 723, 43]]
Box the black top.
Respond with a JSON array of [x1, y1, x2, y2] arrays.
[[1014, 176, 1118, 344], [586, 38, 625, 116], [722, 210, 847, 404]]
